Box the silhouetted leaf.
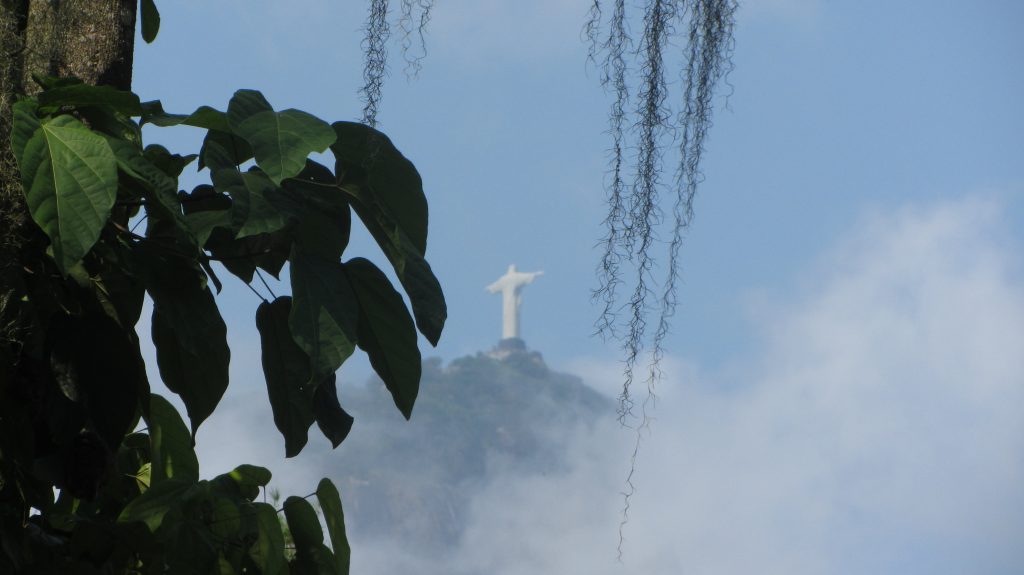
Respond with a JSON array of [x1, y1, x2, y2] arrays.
[[313, 376, 353, 449], [140, 0, 161, 43], [200, 129, 253, 172], [289, 248, 359, 380], [212, 464, 272, 501], [141, 101, 230, 131], [316, 479, 350, 575], [331, 121, 427, 253], [206, 228, 292, 283], [105, 136, 192, 243], [18, 115, 117, 272], [345, 190, 446, 346], [136, 244, 229, 436], [146, 394, 198, 485], [256, 298, 316, 457], [144, 144, 197, 178], [46, 312, 145, 448], [227, 90, 336, 184], [118, 479, 190, 530], [251, 503, 286, 575], [344, 258, 420, 419], [284, 497, 337, 574], [37, 83, 143, 116], [181, 185, 233, 248], [271, 165, 351, 262], [211, 169, 287, 238]]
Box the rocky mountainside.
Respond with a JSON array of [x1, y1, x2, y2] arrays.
[[322, 341, 611, 551]]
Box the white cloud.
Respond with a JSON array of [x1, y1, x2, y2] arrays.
[[153, 194, 1024, 574], [427, 195, 1024, 575]]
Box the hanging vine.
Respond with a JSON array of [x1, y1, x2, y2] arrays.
[[359, 0, 738, 553], [359, 0, 434, 127]]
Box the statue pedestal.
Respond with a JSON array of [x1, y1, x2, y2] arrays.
[[487, 337, 527, 360], [485, 338, 549, 376]]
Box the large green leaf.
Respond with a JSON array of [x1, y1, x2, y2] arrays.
[[331, 121, 428, 253], [214, 229, 292, 283], [146, 394, 199, 485], [90, 243, 146, 328], [211, 169, 287, 238], [283, 496, 323, 549], [283, 497, 337, 574], [200, 128, 253, 172], [271, 164, 351, 262], [135, 244, 230, 436], [144, 144, 198, 178], [312, 376, 353, 448], [256, 297, 316, 457], [104, 136, 193, 244], [207, 228, 292, 283], [18, 115, 118, 272], [316, 479, 350, 575], [79, 105, 144, 146], [344, 258, 421, 419], [10, 99, 41, 166], [345, 189, 446, 346], [36, 83, 143, 116], [227, 90, 336, 184], [181, 178, 290, 285], [118, 479, 191, 530], [183, 181, 290, 283], [288, 248, 359, 381], [141, 101, 230, 132], [250, 503, 286, 575], [140, 0, 161, 43], [181, 184, 233, 248], [160, 513, 219, 574], [211, 464, 272, 501]]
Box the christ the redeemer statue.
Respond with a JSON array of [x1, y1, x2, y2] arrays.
[[486, 264, 543, 340]]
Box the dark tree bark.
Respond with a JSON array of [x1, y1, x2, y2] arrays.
[[0, 0, 136, 273], [0, 0, 136, 415]]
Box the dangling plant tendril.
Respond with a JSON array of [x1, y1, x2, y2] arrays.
[[591, 0, 630, 346], [586, 0, 737, 556], [397, 0, 433, 78], [361, 0, 737, 555], [360, 0, 434, 127], [360, 0, 390, 127], [589, 0, 736, 417]]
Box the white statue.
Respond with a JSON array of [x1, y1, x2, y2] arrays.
[[486, 264, 543, 340]]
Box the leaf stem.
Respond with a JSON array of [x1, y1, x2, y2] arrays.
[[255, 269, 277, 299], [243, 281, 269, 304]]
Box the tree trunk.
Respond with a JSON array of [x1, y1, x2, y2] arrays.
[[0, 0, 136, 273]]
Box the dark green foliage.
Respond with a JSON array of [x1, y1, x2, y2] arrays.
[[313, 376, 355, 448], [317, 479, 351, 575], [333, 122, 445, 346], [147, 394, 199, 484], [345, 257, 421, 419], [256, 297, 317, 458], [140, 0, 162, 44], [1, 78, 441, 572]]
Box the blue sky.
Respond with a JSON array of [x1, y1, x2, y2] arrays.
[[135, 0, 1024, 368], [132, 1, 1023, 573]]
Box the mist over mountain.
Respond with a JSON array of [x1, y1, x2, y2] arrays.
[[323, 338, 612, 554]]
